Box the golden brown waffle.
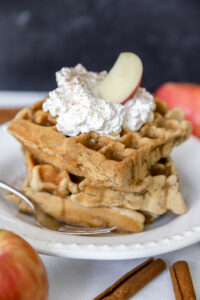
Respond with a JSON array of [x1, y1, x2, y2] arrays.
[[7, 190, 145, 233], [8, 98, 192, 187], [74, 158, 187, 215], [27, 151, 186, 215], [9, 151, 186, 232]]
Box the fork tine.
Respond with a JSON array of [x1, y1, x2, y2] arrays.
[[58, 225, 117, 235], [58, 230, 113, 235], [64, 225, 116, 231], [60, 224, 117, 231]]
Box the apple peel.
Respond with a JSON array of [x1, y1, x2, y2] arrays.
[[98, 52, 143, 104], [154, 82, 200, 138], [0, 229, 48, 300]]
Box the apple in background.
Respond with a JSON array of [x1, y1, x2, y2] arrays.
[[0, 229, 48, 300], [154, 82, 200, 138], [98, 52, 143, 104]]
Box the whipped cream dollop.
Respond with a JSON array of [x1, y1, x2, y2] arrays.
[[123, 88, 155, 131], [43, 64, 155, 138]]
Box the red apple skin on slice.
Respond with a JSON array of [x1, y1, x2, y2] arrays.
[[98, 52, 143, 104], [121, 77, 142, 105], [0, 229, 48, 300], [154, 82, 200, 138]]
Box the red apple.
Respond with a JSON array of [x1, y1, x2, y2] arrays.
[[0, 229, 48, 300], [154, 82, 200, 138], [98, 52, 143, 103]]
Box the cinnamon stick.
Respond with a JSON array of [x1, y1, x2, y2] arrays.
[[93, 257, 166, 300], [170, 261, 196, 300]]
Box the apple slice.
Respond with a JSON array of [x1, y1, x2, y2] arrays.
[[98, 52, 143, 104]]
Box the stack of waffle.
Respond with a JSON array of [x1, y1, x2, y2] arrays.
[[7, 98, 192, 232]]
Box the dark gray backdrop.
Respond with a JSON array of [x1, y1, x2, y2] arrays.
[[0, 0, 200, 92]]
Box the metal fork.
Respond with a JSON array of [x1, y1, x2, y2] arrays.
[[0, 181, 116, 235]]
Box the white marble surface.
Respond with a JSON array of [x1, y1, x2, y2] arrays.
[[41, 243, 200, 299], [1, 91, 199, 299]]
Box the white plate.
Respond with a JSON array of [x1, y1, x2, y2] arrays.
[[0, 123, 200, 260]]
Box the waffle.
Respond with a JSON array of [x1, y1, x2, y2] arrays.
[[7, 191, 145, 233], [74, 158, 186, 215], [8, 98, 192, 187], [23, 151, 186, 215], [7, 150, 186, 232]]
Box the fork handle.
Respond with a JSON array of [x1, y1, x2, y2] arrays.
[[0, 180, 36, 213]]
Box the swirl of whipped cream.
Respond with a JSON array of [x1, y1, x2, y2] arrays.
[[43, 64, 155, 138], [123, 87, 155, 131]]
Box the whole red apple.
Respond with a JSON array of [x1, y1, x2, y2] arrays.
[[0, 229, 48, 300], [154, 82, 200, 138]]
